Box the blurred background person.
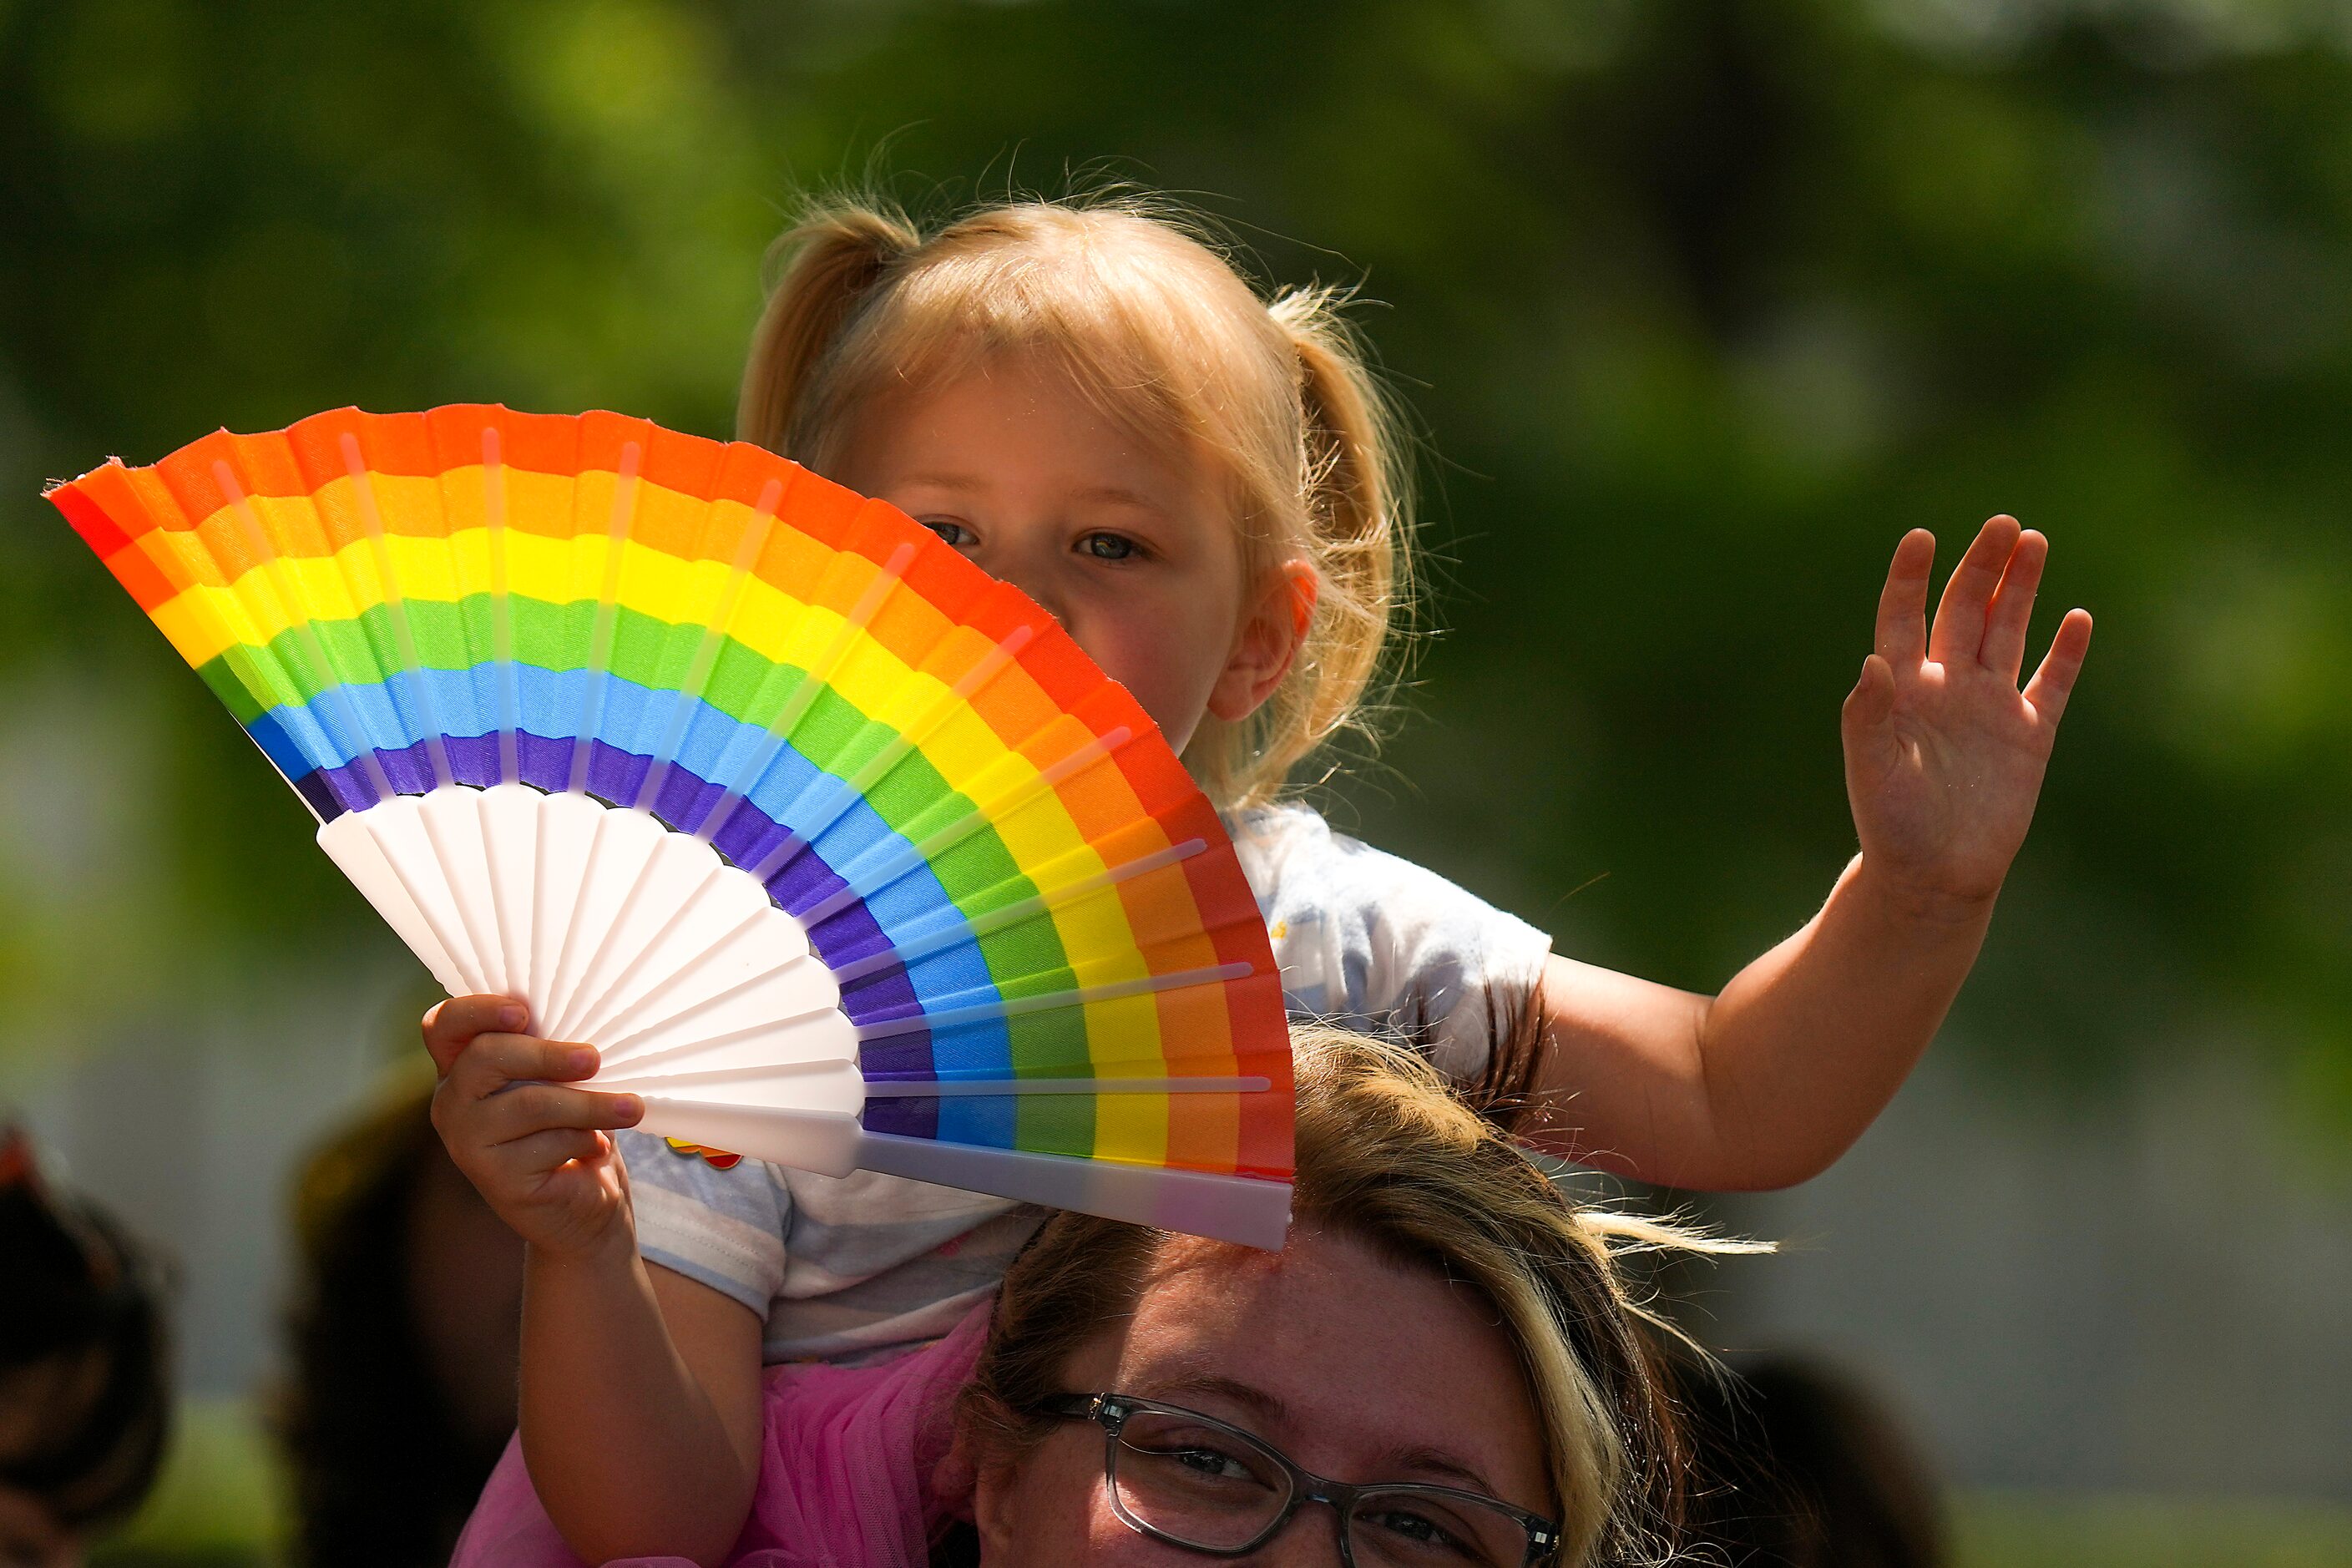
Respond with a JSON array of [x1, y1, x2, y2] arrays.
[[277, 1070, 524, 1568], [1676, 1349, 1948, 1568], [0, 1125, 171, 1568]]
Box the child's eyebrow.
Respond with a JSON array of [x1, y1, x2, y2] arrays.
[[1069, 484, 1170, 515], [891, 474, 1170, 517]]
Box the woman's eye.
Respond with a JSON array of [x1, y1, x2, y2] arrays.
[[919, 518, 974, 549], [1078, 531, 1140, 562], [1129, 1439, 1260, 1476], [1361, 1506, 1477, 1556], [1167, 1444, 1253, 1480]]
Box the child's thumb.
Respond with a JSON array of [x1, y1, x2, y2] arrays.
[[421, 994, 528, 1077], [1842, 654, 1895, 734]]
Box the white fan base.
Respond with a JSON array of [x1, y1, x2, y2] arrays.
[[316, 782, 1296, 1246], [318, 783, 865, 1172]]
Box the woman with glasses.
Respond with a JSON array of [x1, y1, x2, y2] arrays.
[[945, 1029, 1737, 1568], [458, 1027, 1737, 1567]]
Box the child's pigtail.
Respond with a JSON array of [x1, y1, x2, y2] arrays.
[[1246, 288, 1414, 801], [736, 201, 920, 457]]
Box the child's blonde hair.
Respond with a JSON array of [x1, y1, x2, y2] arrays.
[[736, 194, 1414, 807]]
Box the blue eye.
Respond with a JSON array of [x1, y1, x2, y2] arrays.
[[1080, 532, 1138, 561], [920, 518, 974, 549]]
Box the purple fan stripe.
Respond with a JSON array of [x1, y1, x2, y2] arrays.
[[861, 1098, 937, 1139]]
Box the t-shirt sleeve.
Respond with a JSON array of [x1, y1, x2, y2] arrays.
[[1235, 806, 1555, 1087], [617, 1130, 790, 1318]]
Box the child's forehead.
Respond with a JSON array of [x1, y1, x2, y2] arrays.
[[844, 342, 1236, 494]]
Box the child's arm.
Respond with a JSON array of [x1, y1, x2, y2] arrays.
[[1520, 518, 2092, 1190], [424, 997, 765, 1567]]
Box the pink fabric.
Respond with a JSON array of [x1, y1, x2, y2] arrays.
[[449, 1302, 989, 1568]]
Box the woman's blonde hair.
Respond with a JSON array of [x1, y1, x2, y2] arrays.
[[960, 1027, 1760, 1565], [736, 194, 1414, 807]]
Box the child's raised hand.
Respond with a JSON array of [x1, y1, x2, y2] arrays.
[[1841, 517, 2093, 916], [422, 995, 647, 1259]]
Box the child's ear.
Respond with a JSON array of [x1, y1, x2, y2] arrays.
[[1208, 559, 1318, 723]]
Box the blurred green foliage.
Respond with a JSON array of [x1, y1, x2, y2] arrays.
[[5, 0, 2352, 1125], [88, 1400, 286, 1568], [1952, 1491, 2352, 1566]]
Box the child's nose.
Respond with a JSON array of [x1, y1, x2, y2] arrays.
[[979, 539, 1070, 630], [1020, 585, 1070, 630]]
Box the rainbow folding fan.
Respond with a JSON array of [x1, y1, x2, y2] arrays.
[[49, 405, 1292, 1247]]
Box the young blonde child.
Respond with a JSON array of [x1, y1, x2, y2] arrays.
[[429, 195, 2092, 1565]]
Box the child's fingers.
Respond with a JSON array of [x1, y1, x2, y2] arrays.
[[1874, 529, 1935, 668], [422, 994, 529, 1075], [444, 1033, 600, 1102], [475, 1082, 645, 1146], [488, 1127, 613, 1180], [2022, 608, 2094, 725], [1977, 529, 2048, 682], [1926, 516, 2021, 667]]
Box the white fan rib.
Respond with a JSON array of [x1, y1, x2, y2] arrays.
[[543, 807, 667, 1035], [588, 908, 819, 1057], [346, 796, 489, 994], [416, 787, 508, 997], [829, 836, 1209, 986], [858, 1076, 1273, 1097], [316, 811, 464, 994], [852, 1134, 1292, 1252], [565, 439, 645, 795], [695, 542, 918, 852], [794, 726, 1136, 930], [529, 790, 607, 1027], [853, 961, 1255, 1042], [321, 785, 863, 1127], [335, 432, 456, 790], [630, 478, 785, 818], [478, 427, 523, 786], [728, 620, 1037, 886], [209, 459, 400, 807]]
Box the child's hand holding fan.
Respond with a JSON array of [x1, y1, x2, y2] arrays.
[[422, 994, 644, 1262]]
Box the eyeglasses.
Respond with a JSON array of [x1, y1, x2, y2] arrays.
[[1043, 1392, 1562, 1567]]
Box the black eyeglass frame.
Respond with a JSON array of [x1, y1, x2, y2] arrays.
[[1042, 1391, 1562, 1567]]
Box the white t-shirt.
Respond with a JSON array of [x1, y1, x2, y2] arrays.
[[620, 802, 1555, 1364]]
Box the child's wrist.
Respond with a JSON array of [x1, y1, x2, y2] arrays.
[[1846, 853, 2000, 931], [524, 1211, 640, 1276]]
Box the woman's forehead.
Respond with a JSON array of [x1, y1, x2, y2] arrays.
[[1089, 1227, 1552, 1513]]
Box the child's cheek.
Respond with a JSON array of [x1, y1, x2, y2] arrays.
[[1110, 627, 1220, 752], [1060, 607, 1176, 733]]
